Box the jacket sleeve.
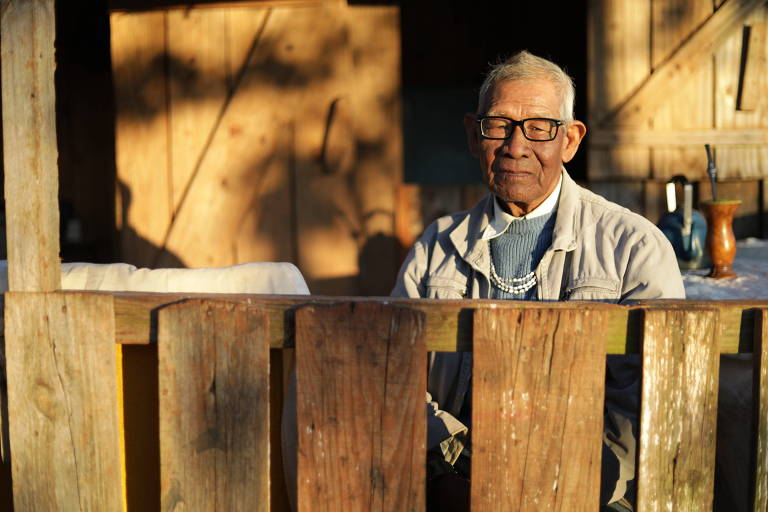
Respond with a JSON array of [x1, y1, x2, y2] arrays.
[[620, 230, 686, 302], [392, 237, 469, 464]]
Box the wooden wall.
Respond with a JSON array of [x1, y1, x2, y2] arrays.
[[588, 0, 768, 236], [110, 3, 401, 295]]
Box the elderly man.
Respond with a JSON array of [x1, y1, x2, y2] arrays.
[[392, 51, 684, 511]]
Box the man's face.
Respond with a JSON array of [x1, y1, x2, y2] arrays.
[[464, 78, 586, 216]]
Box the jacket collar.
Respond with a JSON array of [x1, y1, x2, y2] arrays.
[[448, 167, 582, 273]]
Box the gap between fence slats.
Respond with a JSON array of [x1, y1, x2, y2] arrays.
[[295, 302, 426, 511], [472, 308, 606, 511], [4, 292, 124, 510], [638, 308, 720, 510], [754, 309, 768, 510], [158, 299, 270, 511]]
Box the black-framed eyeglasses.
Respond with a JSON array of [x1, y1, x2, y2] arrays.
[[477, 116, 563, 142]]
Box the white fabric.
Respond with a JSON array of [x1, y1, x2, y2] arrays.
[[481, 173, 562, 240], [0, 261, 310, 295]]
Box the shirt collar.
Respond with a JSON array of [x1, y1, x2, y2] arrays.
[[480, 172, 562, 241]]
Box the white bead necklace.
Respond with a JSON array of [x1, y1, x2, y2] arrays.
[[488, 244, 537, 295]]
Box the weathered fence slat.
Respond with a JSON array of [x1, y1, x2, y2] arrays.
[[755, 309, 768, 511], [5, 292, 123, 510], [1, 0, 61, 292], [638, 308, 720, 510], [295, 303, 426, 511], [471, 308, 607, 511], [158, 299, 270, 511]]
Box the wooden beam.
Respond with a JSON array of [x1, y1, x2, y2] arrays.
[[600, 0, 765, 127], [737, 22, 767, 111], [1, 0, 61, 291], [109, 0, 342, 12], [589, 128, 768, 147], [106, 293, 768, 353]]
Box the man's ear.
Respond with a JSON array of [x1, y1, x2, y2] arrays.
[[561, 120, 586, 163], [464, 112, 481, 158]]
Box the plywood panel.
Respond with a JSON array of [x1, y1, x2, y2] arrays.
[[1, 0, 61, 291], [160, 6, 341, 269], [167, 8, 230, 212], [111, 11, 172, 266], [5, 292, 123, 511], [588, 0, 651, 179], [637, 308, 719, 510], [295, 303, 426, 511], [471, 308, 606, 511], [158, 300, 269, 511], [349, 6, 402, 296], [650, 0, 714, 180], [715, 7, 768, 179]]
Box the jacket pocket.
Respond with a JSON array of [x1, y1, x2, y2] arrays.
[[565, 277, 620, 302], [426, 276, 467, 299]]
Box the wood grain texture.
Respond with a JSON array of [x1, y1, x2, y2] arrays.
[[295, 303, 426, 512], [348, 6, 402, 296], [603, 0, 764, 126], [158, 299, 269, 511], [109, 293, 768, 354], [1, 0, 61, 291], [587, 0, 651, 179], [715, 6, 768, 179], [5, 292, 123, 510], [650, 0, 714, 180], [755, 309, 768, 511], [637, 308, 720, 511], [737, 22, 766, 111], [158, 6, 298, 268], [111, 11, 172, 266], [471, 308, 607, 511]]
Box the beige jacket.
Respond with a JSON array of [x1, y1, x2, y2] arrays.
[[391, 168, 685, 462]]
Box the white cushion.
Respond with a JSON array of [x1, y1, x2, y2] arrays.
[[0, 261, 310, 295]]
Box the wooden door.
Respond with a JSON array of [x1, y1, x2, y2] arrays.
[[111, 3, 402, 295]]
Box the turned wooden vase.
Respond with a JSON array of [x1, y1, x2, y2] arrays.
[[701, 200, 741, 279]]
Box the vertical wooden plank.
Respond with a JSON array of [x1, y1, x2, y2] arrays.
[[1, 0, 61, 291], [755, 309, 768, 511], [715, 7, 768, 179], [471, 308, 607, 511], [157, 7, 302, 269], [110, 11, 172, 266], [167, 8, 230, 214], [158, 299, 269, 511], [587, 0, 651, 179], [295, 303, 426, 511], [737, 22, 766, 111], [650, 0, 714, 180], [638, 308, 720, 510], [348, 6, 402, 296], [5, 292, 123, 510]]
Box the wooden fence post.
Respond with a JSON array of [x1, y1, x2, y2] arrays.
[[638, 308, 720, 510], [1, 0, 61, 291], [158, 299, 270, 511], [4, 292, 123, 510], [471, 308, 607, 511], [295, 302, 426, 511]]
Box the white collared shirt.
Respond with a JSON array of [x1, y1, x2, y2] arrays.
[[480, 172, 562, 241]]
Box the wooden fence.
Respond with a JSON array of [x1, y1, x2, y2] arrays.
[[1, 293, 766, 511]]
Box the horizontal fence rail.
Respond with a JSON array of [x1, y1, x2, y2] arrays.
[[1, 292, 766, 511]]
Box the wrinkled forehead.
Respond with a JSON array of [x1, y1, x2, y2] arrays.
[[479, 78, 563, 115]]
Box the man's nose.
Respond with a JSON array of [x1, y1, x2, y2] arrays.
[[500, 124, 530, 157]]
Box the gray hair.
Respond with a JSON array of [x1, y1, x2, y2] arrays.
[[477, 50, 575, 123]]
